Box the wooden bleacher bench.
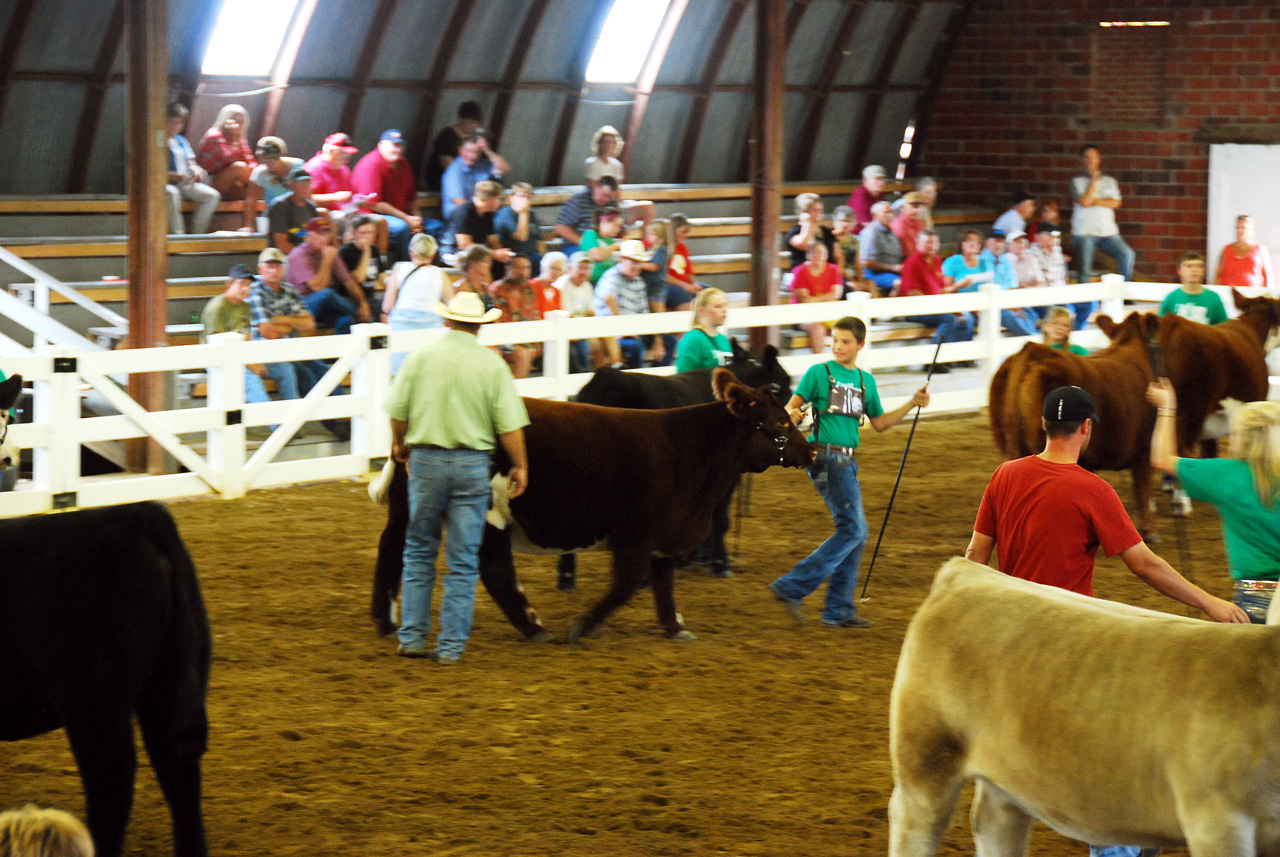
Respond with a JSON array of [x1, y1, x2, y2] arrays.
[[0, 234, 266, 260]]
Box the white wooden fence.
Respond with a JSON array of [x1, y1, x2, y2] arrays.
[[0, 275, 1260, 517]]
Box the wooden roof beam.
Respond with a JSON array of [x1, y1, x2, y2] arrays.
[[794, 0, 867, 180], [0, 0, 37, 130], [487, 0, 551, 149], [260, 0, 320, 138], [408, 0, 476, 178], [905, 0, 977, 178], [338, 0, 401, 135], [673, 0, 748, 185], [621, 0, 690, 178], [846, 0, 923, 179], [544, 1, 614, 187], [67, 0, 125, 193], [735, 0, 813, 182]]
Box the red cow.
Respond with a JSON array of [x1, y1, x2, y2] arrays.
[[371, 369, 814, 641], [989, 312, 1160, 536]]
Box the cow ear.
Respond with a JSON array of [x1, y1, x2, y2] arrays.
[[1141, 312, 1161, 339], [729, 337, 749, 363], [0, 374, 21, 413], [712, 367, 754, 415], [761, 344, 779, 368], [1233, 288, 1250, 311], [1095, 315, 1115, 338], [711, 367, 737, 401]]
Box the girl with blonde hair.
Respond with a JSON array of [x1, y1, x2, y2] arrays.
[[1041, 306, 1088, 355], [1149, 380, 1280, 622], [0, 804, 93, 857], [675, 288, 733, 372], [195, 104, 261, 230]]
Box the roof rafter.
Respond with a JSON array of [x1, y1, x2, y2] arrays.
[[735, 0, 813, 182], [338, 0, 401, 134], [260, 0, 320, 137], [487, 0, 551, 149], [173, 0, 224, 106], [67, 0, 126, 193], [847, 0, 923, 178], [621, 0, 690, 178], [408, 0, 476, 177], [673, 0, 749, 184], [0, 0, 38, 131], [905, 0, 978, 178], [793, 1, 868, 180], [544, 1, 614, 186]]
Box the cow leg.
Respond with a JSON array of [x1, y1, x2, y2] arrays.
[[138, 705, 208, 857], [649, 555, 695, 641], [567, 542, 648, 643], [371, 462, 409, 637], [477, 523, 551, 641], [556, 553, 577, 592], [889, 716, 966, 857], [970, 780, 1034, 857], [1132, 459, 1156, 540], [62, 707, 138, 857], [1181, 813, 1256, 857], [708, 479, 737, 578]]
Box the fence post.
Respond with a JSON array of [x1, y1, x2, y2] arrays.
[[1099, 273, 1125, 321], [352, 322, 391, 467], [980, 283, 1002, 388], [845, 291, 871, 360], [542, 311, 571, 400], [33, 277, 50, 351], [35, 344, 80, 502], [206, 331, 246, 499]]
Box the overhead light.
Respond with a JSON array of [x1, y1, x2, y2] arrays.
[[1099, 21, 1170, 27]]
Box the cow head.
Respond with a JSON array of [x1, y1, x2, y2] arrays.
[[712, 368, 814, 470], [1096, 311, 1159, 347], [0, 373, 21, 470], [727, 343, 793, 404], [1231, 289, 1280, 352]]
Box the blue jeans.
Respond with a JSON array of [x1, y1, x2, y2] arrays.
[[570, 339, 591, 373], [302, 288, 359, 335], [906, 312, 974, 344], [1076, 234, 1136, 282], [862, 269, 898, 295], [1233, 583, 1273, 624], [398, 448, 492, 658], [1089, 846, 1149, 857], [381, 214, 412, 263], [244, 362, 302, 404], [1002, 308, 1038, 336], [1071, 301, 1096, 330], [770, 453, 868, 623]]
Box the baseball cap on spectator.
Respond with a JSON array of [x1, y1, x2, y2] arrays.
[[304, 217, 331, 234], [258, 247, 286, 264], [863, 165, 886, 180], [380, 129, 405, 144], [285, 164, 311, 183], [1043, 386, 1099, 424], [618, 239, 651, 262], [987, 229, 1005, 240], [255, 136, 286, 159], [901, 192, 927, 205], [1005, 230, 1028, 243], [324, 132, 358, 153], [227, 263, 255, 281]]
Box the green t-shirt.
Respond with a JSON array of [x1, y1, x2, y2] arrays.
[[579, 230, 618, 283], [0, 368, 14, 419], [1159, 288, 1227, 325], [1177, 457, 1280, 580], [794, 361, 883, 449], [200, 294, 253, 342], [386, 329, 530, 450], [1050, 342, 1090, 356], [675, 329, 733, 372]]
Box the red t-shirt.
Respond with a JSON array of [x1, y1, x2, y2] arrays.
[[900, 253, 945, 296], [1218, 243, 1269, 290], [303, 154, 353, 200], [973, 455, 1142, 596], [789, 263, 842, 302], [848, 187, 882, 231], [350, 150, 416, 214], [892, 213, 923, 258], [668, 241, 694, 285], [530, 277, 561, 315]]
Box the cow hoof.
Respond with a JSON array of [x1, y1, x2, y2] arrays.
[[1141, 530, 1161, 545], [374, 618, 397, 638], [667, 629, 697, 641], [566, 619, 585, 644], [526, 627, 553, 643]]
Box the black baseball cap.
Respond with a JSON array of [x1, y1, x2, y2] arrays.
[[227, 263, 255, 281], [1043, 386, 1099, 424]]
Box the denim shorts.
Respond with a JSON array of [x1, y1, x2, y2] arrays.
[[1233, 579, 1276, 624]]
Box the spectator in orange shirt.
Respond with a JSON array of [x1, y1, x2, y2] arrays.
[[891, 192, 928, 258]]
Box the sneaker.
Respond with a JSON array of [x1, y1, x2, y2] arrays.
[[430, 652, 460, 665], [396, 645, 430, 658], [821, 615, 871, 628], [768, 581, 805, 626], [710, 561, 733, 579]]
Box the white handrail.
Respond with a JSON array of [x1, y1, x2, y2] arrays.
[[0, 246, 128, 335]]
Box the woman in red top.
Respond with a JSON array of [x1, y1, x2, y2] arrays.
[[195, 104, 260, 231], [531, 252, 567, 316], [1215, 214, 1274, 291], [789, 242, 842, 354], [666, 213, 705, 301], [899, 229, 973, 364]]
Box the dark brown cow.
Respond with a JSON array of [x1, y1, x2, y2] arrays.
[[372, 369, 814, 641], [1157, 289, 1280, 456], [989, 312, 1160, 535]]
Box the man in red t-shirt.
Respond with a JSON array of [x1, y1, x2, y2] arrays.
[[966, 386, 1246, 622], [900, 230, 973, 360], [351, 129, 421, 263]]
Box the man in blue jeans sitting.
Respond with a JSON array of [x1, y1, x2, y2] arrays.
[[387, 292, 529, 665], [1071, 144, 1136, 282], [769, 316, 930, 628], [285, 217, 370, 334]]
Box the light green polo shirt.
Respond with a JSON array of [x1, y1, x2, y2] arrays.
[[385, 329, 529, 449], [675, 328, 733, 372], [200, 294, 252, 342]]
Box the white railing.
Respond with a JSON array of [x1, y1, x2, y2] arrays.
[[0, 275, 1261, 517], [0, 246, 120, 353]]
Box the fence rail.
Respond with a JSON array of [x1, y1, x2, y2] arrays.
[[0, 276, 1263, 517]]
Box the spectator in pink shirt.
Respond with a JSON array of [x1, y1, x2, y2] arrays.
[[305, 132, 389, 255], [351, 129, 421, 262], [847, 164, 886, 231], [285, 217, 370, 334], [891, 192, 927, 259], [195, 104, 260, 231]]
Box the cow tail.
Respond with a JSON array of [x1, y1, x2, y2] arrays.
[[989, 355, 1014, 456], [369, 457, 396, 505], [146, 503, 212, 756]]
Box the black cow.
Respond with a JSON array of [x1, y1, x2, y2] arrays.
[[563, 344, 792, 584], [371, 369, 814, 641], [0, 501, 211, 857]]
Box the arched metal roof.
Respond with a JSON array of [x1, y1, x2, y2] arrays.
[[0, 0, 974, 195]]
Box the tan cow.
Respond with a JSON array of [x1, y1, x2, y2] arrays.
[[889, 557, 1279, 857]]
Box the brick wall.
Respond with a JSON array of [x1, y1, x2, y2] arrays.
[[915, 0, 1280, 277]]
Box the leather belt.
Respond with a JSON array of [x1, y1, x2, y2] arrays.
[[814, 443, 856, 457]]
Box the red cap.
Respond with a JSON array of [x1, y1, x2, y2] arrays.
[[304, 217, 332, 233], [324, 132, 358, 153]]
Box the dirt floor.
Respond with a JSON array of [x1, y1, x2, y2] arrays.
[[2, 411, 1227, 856]]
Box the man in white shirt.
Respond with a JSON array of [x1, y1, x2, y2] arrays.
[[1071, 144, 1136, 282], [554, 251, 595, 372]]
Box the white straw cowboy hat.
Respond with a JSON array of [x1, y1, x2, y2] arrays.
[[433, 291, 502, 324], [617, 239, 651, 261]]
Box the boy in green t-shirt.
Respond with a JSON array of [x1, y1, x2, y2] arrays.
[[1159, 251, 1227, 325], [768, 316, 929, 628]]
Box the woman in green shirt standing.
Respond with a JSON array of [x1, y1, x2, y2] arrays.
[[1149, 378, 1280, 622], [675, 288, 733, 372]]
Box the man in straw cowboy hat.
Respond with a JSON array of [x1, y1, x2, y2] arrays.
[[386, 291, 530, 664]]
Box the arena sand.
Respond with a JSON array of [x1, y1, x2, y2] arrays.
[[3, 412, 1222, 856]]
